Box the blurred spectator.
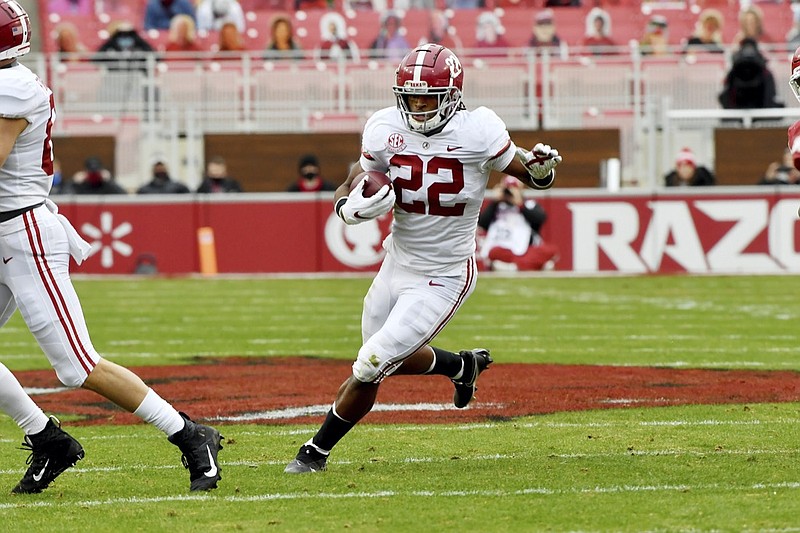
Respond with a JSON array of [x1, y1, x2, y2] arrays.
[[758, 148, 800, 185], [295, 0, 329, 8], [287, 154, 337, 192], [165, 14, 203, 53], [137, 161, 191, 194], [48, 0, 93, 14], [53, 22, 87, 60], [196, 0, 245, 33], [718, 38, 782, 110], [418, 10, 463, 54], [344, 0, 389, 8], [49, 159, 77, 195], [264, 14, 303, 60], [197, 156, 243, 193], [545, 0, 580, 6], [474, 11, 510, 56], [446, 0, 484, 8], [733, 5, 770, 47], [477, 176, 559, 272], [370, 11, 411, 61], [93, 21, 155, 71], [664, 148, 716, 187], [639, 15, 669, 56], [316, 12, 359, 62], [393, 0, 434, 8], [582, 7, 616, 55], [217, 21, 246, 53], [144, 0, 197, 31], [72, 157, 128, 195], [684, 8, 724, 54], [787, 6, 800, 49], [528, 9, 564, 55]]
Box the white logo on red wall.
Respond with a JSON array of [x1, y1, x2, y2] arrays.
[[568, 199, 800, 273], [81, 212, 133, 268], [324, 212, 388, 268]]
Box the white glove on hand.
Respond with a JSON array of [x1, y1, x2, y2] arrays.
[[337, 178, 396, 225], [517, 143, 562, 181]]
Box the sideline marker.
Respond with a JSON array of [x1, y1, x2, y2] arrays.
[[197, 226, 218, 276]]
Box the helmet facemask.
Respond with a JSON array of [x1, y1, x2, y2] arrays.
[[792, 66, 800, 104], [393, 83, 462, 134], [393, 44, 465, 135], [790, 46, 800, 104]]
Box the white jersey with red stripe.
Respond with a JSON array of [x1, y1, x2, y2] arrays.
[[359, 105, 516, 276], [0, 63, 99, 387], [0, 62, 55, 211]]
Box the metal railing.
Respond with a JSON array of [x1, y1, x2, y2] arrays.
[[20, 47, 800, 190]]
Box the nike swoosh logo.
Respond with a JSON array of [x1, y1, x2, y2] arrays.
[[32, 459, 49, 482], [428, 280, 444, 287], [203, 445, 218, 478], [3, 257, 11, 264], [446, 145, 462, 152]]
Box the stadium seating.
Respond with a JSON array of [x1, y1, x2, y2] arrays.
[[38, 2, 797, 57], [641, 55, 726, 110]]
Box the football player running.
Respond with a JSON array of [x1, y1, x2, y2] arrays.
[[0, 0, 222, 493], [286, 43, 561, 473]]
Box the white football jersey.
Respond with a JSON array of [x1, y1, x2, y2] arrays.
[[0, 62, 55, 211], [360, 106, 516, 276]]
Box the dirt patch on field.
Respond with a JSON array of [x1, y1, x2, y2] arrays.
[[16, 357, 800, 426]]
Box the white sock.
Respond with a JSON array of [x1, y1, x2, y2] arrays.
[[304, 438, 330, 456], [0, 363, 48, 435], [451, 359, 465, 381], [424, 352, 437, 374], [132, 388, 185, 436]]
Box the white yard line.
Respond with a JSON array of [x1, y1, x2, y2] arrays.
[[2, 481, 800, 510]]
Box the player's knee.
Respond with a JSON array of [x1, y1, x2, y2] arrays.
[[352, 344, 384, 383]]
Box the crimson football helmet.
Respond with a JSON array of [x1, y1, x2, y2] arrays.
[[791, 46, 800, 104], [393, 43, 464, 134], [0, 0, 30, 61]]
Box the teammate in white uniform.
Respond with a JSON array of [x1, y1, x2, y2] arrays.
[[0, 0, 222, 493], [286, 43, 561, 473]]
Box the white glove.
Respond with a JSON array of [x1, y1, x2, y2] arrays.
[[336, 178, 396, 225], [517, 143, 562, 182]]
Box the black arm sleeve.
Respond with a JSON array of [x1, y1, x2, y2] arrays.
[[478, 201, 499, 231]]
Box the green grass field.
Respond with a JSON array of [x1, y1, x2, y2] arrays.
[[1, 274, 800, 532]]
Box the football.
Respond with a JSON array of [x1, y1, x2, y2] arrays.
[[350, 171, 392, 199]]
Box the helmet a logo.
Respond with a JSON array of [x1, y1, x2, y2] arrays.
[[445, 54, 462, 80]]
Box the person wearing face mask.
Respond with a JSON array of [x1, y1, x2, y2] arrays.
[[49, 158, 76, 195], [72, 157, 127, 195], [144, 0, 196, 31], [137, 160, 191, 194], [196, 155, 243, 193], [287, 154, 337, 193]]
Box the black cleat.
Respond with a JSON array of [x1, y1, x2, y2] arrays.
[[168, 412, 223, 491], [284, 444, 328, 474], [12, 416, 84, 494], [452, 348, 493, 408]]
